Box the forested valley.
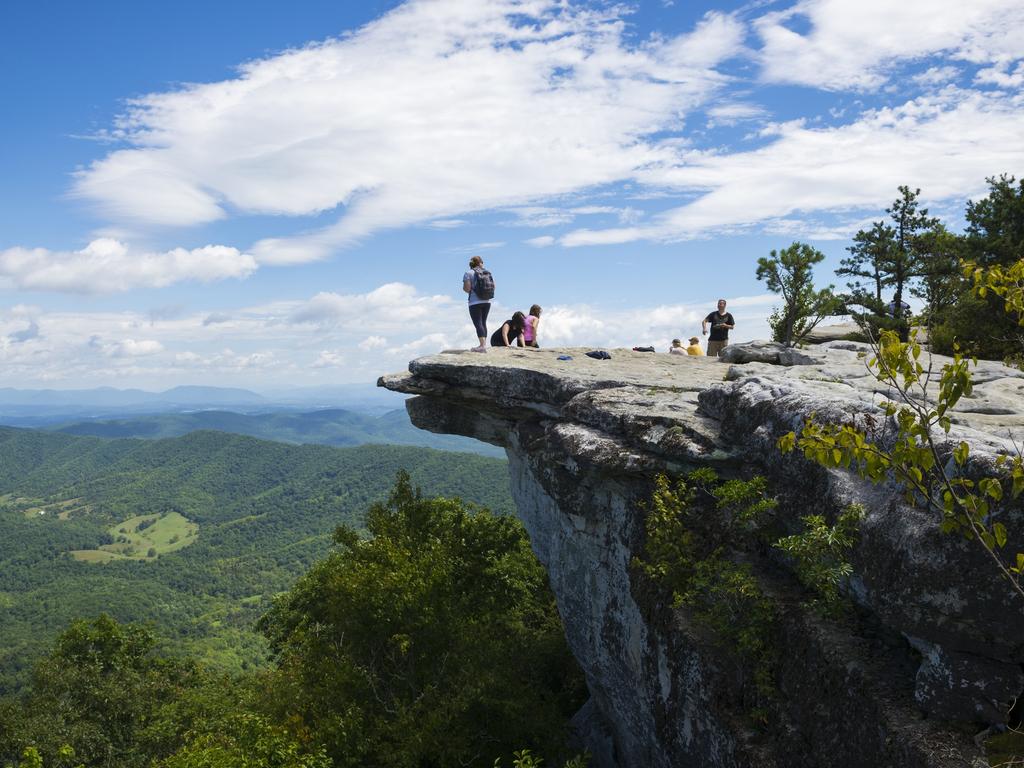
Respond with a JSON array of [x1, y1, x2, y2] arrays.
[[0, 426, 585, 767]]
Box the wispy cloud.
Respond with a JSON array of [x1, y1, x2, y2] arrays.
[[755, 0, 1024, 91], [71, 1, 745, 263], [562, 89, 1024, 246]]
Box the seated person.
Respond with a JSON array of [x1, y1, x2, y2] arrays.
[[523, 304, 542, 348], [686, 336, 704, 356], [669, 339, 687, 355], [490, 311, 526, 347]]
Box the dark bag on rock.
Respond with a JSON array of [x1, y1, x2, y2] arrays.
[[472, 267, 495, 300]]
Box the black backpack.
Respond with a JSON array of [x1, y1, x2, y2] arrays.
[[472, 267, 495, 300]]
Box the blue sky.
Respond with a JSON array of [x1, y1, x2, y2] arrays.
[[1, 0, 1022, 390]]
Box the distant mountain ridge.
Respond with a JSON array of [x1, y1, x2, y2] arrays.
[[50, 407, 503, 457], [0, 385, 265, 408]]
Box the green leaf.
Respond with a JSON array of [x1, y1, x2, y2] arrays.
[[993, 522, 1008, 548], [983, 479, 1004, 501], [953, 442, 969, 466]]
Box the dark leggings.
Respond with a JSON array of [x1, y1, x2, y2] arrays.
[[469, 302, 490, 339]]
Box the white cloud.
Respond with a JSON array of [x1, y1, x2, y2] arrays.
[[429, 219, 468, 229], [912, 66, 961, 87], [525, 235, 555, 248], [289, 282, 455, 329], [706, 102, 767, 125], [506, 205, 637, 229], [358, 335, 388, 350], [72, 1, 745, 263], [563, 89, 1024, 245], [0, 238, 256, 293], [755, 0, 1024, 90], [506, 207, 576, 228], [387, 332, 451, 357], [448, 241, 505, 254], [570, 206, 618, 216], [975, 61, 1024, 88], [312, 350, 346, 368], [94, 337, 165, 358]]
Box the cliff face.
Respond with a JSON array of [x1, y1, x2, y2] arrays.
[[380, 342, 1024, 768]]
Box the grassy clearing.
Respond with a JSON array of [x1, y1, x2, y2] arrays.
[[70, 511, 199, 563], [69, 549, 131, 564]]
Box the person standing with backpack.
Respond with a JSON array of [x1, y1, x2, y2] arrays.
[[463, 255, 495, 353]]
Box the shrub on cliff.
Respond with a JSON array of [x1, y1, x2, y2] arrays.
[[779, 330, 1024, 600]]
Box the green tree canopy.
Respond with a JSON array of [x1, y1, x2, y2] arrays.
[[257, 472, 585, 768], [929, 175, 1024, 359], [3, 615, 205, 768], [840, 186, 940, 341], [756, 242, 838, 346]]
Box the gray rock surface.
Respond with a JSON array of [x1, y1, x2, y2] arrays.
[[718, 340, 817, 365], [380, 341, 1024, 767]]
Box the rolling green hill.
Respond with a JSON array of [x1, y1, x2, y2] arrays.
[[51, 407, 504, 457], [0, 426, 513, 692]]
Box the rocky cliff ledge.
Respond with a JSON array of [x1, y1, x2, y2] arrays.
[[379, 341, 1024, 768]]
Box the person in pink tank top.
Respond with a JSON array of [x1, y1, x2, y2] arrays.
[[523, 305, 542, 348]]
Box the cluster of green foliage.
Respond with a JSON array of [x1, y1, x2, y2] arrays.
[[634, 470, 867, 711], [492, 751, 589, 768], [634, 470, 779, 699], [0, 474, 585, 768], [930, 175, 1024, 361], [965, 256, 1024, 367], [756, 242, 840, 347], [838, 185, 946, 343], [779, 330, 1024, 599], [0, 427, 514, 692], [773, 505, 863, 610]]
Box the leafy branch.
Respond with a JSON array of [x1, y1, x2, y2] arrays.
[[778, 329, 1024, 600]]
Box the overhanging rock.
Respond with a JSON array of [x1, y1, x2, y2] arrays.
[[379, 342, 1024, 768]]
